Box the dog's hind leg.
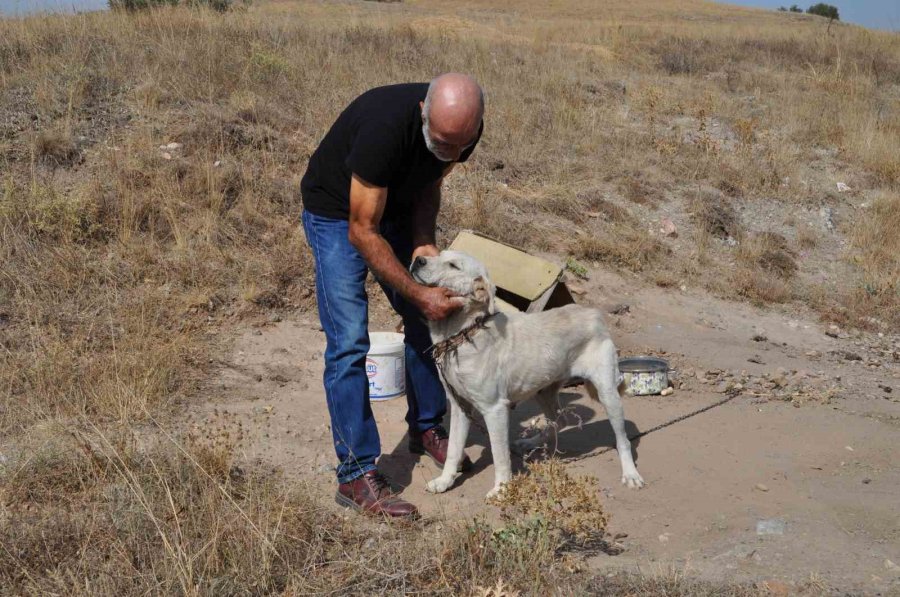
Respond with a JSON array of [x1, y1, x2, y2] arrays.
[[425, 393, 470, 494], [513, 384, 561, 454], [583, 340, 645, 489]]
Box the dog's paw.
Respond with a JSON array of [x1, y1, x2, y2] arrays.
[[485, 483, 507, 501], [425, 475, 457, 494], [621, 470, 645, 489]]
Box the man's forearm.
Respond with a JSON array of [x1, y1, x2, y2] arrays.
[[350, 228, 423, 304]]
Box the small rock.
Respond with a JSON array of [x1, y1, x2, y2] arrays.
[[660, 387, 674, 396], [166, 142, 183, 151], [820, 206, 836, 231], [658, 533, 670, 544], [725, 236, 738, 247], [568, 283, 587, 296], [878, 384, 892, 394], [161, 152, 172, 160], [752, 334, 768, 342], [268, 313, 282, 323], [755, 483, 769, 492], [318, 463, 335, 474], [716, 382, 730, 393], [263, 405, 274, 413], [608, 303, 630, 315], [845, 446, 854, 451], [586, 211, 601, 218], [862, 478, 871, 484], [660, 218, 677, 237], [836, 182, 851, 192], [885, 559, 900, 572], [834, 350, 862, 361], [213, 160, 223, 167], [756, 519, 785, 535], [254, 374, 263, 382]]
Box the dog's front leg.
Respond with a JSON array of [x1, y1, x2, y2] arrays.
[[483, 403, 512, 500], [425, 393, 470, 494]]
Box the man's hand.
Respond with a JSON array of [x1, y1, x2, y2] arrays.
[[415, 286, 463, 321], [411, 244, 440, 261]]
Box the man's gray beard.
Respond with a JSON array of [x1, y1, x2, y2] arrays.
[[422, 123, 454, 162]]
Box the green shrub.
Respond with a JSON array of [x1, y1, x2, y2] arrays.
[[807, 3, 839, 20]]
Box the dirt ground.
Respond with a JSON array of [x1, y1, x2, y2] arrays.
[[186, 262, 900, 595]]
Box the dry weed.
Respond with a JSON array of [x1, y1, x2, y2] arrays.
[[33, 129, 80, 166], [574, 226, 667, 272], [490, 460, 609, 551], [740, 232, 798, 279], [690, 191, 742, 241]]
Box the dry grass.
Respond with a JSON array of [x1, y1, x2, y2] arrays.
[[690, 191, 742, 241], [838, 192, 900, 329], [33, 129, 80, 166], [0, 0, 898, 593], [0, 420, 609, 594], [574, 226, 668, 272]]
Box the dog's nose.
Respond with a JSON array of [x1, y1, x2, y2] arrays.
[[413, 256, 427, 270]]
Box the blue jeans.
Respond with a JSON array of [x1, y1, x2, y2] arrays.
[[301, 210, 447, 483]]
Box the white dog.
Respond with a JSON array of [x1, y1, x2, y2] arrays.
[[411, 250, 644, 499]]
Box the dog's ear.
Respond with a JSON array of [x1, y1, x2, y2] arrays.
[[472, 276, 495, 310]]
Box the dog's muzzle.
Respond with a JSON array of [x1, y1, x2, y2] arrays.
[[410, 256, 427, 282]]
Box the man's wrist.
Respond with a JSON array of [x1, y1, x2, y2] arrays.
[[405, 283, 426, 307]]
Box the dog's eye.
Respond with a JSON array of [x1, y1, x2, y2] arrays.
[[449, 262, 460, 270]]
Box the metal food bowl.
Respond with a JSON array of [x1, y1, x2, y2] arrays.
[[619, 356, 672, 396]]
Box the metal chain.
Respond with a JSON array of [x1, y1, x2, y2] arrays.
[[553, 390, 740, 463], [436, 362, 740, 463]]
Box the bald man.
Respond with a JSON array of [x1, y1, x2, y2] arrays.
[[300, 74, 484, 518]]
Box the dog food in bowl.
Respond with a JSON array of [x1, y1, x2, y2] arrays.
[[619, 357, 672, 396]]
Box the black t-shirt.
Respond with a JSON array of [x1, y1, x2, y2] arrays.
[[300, 83, 482, 222]]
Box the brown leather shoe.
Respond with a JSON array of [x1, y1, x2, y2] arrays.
[[409, 425, 473, 471], [335, 470, 419, 519]]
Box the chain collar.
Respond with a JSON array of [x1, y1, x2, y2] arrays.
[[427, 312, 497, 364]]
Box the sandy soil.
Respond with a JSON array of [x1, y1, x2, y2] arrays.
[[186, 264, 900, 595]]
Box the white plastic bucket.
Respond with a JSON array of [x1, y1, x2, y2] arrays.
[[366, 332, 405, 401]]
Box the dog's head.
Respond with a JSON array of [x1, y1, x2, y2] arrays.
[[410, 250, 496, 315]]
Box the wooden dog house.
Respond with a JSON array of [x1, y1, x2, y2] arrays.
[[448, 230, 575, 314]]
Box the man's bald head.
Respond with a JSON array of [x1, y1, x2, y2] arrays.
[[421, 73, 484, 162]]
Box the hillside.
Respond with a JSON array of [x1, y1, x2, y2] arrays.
[[1, 0, 898, 594]]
